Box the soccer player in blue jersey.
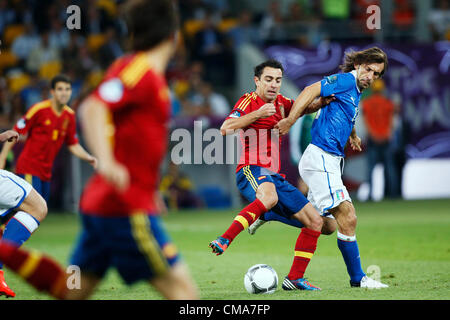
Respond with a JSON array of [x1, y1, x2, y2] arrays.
[[275, 47, 390, 289]]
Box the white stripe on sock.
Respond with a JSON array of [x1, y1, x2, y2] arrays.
[[337, 231, 356, 242], [13, 211, 39, 233]]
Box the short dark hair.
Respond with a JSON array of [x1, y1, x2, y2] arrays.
[[51, 74, 71, 89], [254, 59, 284, 78], [340, 47, 388, 76], [123, 0, 179, 51]]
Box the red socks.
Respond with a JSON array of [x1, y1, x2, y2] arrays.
[[221, 199, 267, 243], [288, 228, 321, 280], [0, 241, 68, 299]]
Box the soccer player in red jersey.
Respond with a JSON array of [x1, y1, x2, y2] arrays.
[[209, 59, 337, 290], [0, 0, 198, 300], [0, 74, 98, 202]]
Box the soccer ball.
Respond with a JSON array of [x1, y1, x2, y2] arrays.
[[244, 264, 278, 294]]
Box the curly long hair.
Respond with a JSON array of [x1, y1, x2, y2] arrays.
[[340, 47, 388, 76]]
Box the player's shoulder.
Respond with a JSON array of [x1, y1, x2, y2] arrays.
[[25, 99, 52, 119], [277, 94, 293, 104], [324, 72, 355, 87], [105, 53, 152, 89], [234, 92, 257, 112], [63, 105, 75, 115]]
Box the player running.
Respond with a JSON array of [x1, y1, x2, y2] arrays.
[[0, 0, 198, 300], [275, 47, 390, 289], [209, 59, 336, 291], [0, 74, 98, 202], [0, 130, 47, 298]]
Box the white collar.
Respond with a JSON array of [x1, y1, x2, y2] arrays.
[[350, 70, 361, 93]]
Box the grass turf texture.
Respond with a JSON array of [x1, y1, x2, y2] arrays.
[[2, 199, 449, 300]]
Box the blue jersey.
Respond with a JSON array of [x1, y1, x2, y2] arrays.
[[311, 70, 361, 157]]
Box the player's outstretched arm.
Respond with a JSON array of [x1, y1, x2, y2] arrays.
[[275, 81, 321, 135], [303, 95, 336, 115], [348, 127, 362, 152], [79, 96, 129, 190], [0, 130, 19, 169], [67, 143, 98, 169], [220, 103, 276, 135]]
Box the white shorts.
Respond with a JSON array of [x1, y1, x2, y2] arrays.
[[0, 169, 33, 218], [299, 144, 351, 215]]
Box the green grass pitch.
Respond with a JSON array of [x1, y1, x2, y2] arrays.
[[2, 199, 450, 300]]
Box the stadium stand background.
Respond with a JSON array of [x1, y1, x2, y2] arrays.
[[0, 0, 449, 212]]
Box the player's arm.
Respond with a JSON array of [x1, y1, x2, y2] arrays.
[[67, 143, 98, 169], [0, 130, 19, 169], [303, 95, 336, 115], [275, 81, 322, 135], [220, 103, 276, 135], [348, 127, 362, 152], [79, 96, 129, 190]]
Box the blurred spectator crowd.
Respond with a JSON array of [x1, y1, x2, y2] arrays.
[[1, 0, 449, 131]]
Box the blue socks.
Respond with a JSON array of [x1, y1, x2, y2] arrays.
[[337, 232, 366, 283], [0, 211, 40, 269], [261, 211, 305, 228]]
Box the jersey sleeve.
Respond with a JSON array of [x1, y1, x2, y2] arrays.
[[225, 94, 251, 120], [13, 109, 37, 135], [320, 73, 354, 97], [65, 113, 79, 146], [92, 76, 134, 111]]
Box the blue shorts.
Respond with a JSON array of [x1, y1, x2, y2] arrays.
[[18, 174, 50, 203], [236, 165, 309, 218], [70, 212, 181, 285]]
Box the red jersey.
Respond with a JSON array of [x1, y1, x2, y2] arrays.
[[14, 99, 79, 181], [80, 53, 171, 216], [226, 92, 293, 173]]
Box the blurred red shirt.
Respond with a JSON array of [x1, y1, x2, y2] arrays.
[[362, 93, 395, 142], [80, 53, 171, 216]]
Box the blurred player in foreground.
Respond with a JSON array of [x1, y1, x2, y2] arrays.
[[0, 0, 198, 300], [276, 47, 390, 289], [209, 59, 337, 290], [0, 75, 98, 202], [0, 130, 47, 298]]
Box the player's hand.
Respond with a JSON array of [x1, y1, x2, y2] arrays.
[[257, 103, 276, 119], [349, 134, 362, 152], [88, 156, 98, 170], [275, 118, 294, 136], [155, 191, 168, 216], [319, 94, 336, 107], [98, 160, 130, 191], [0, 130, 19, 143]]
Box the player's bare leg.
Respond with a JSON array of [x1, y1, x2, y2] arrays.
[[17, 189, 48, 223], [209, 182, 274, 255], [150, 263, 198, 300], [0, 188, 47, 298], [330, 201, 388, 288], [321, 216, 337, 235]]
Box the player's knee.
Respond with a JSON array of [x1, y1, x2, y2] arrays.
[[309, 214, 323, 231], [33, 193, 48, 222], [321, 217, 337, 235], [257, 193, 278, 210], [37, 200, 48, 221]]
